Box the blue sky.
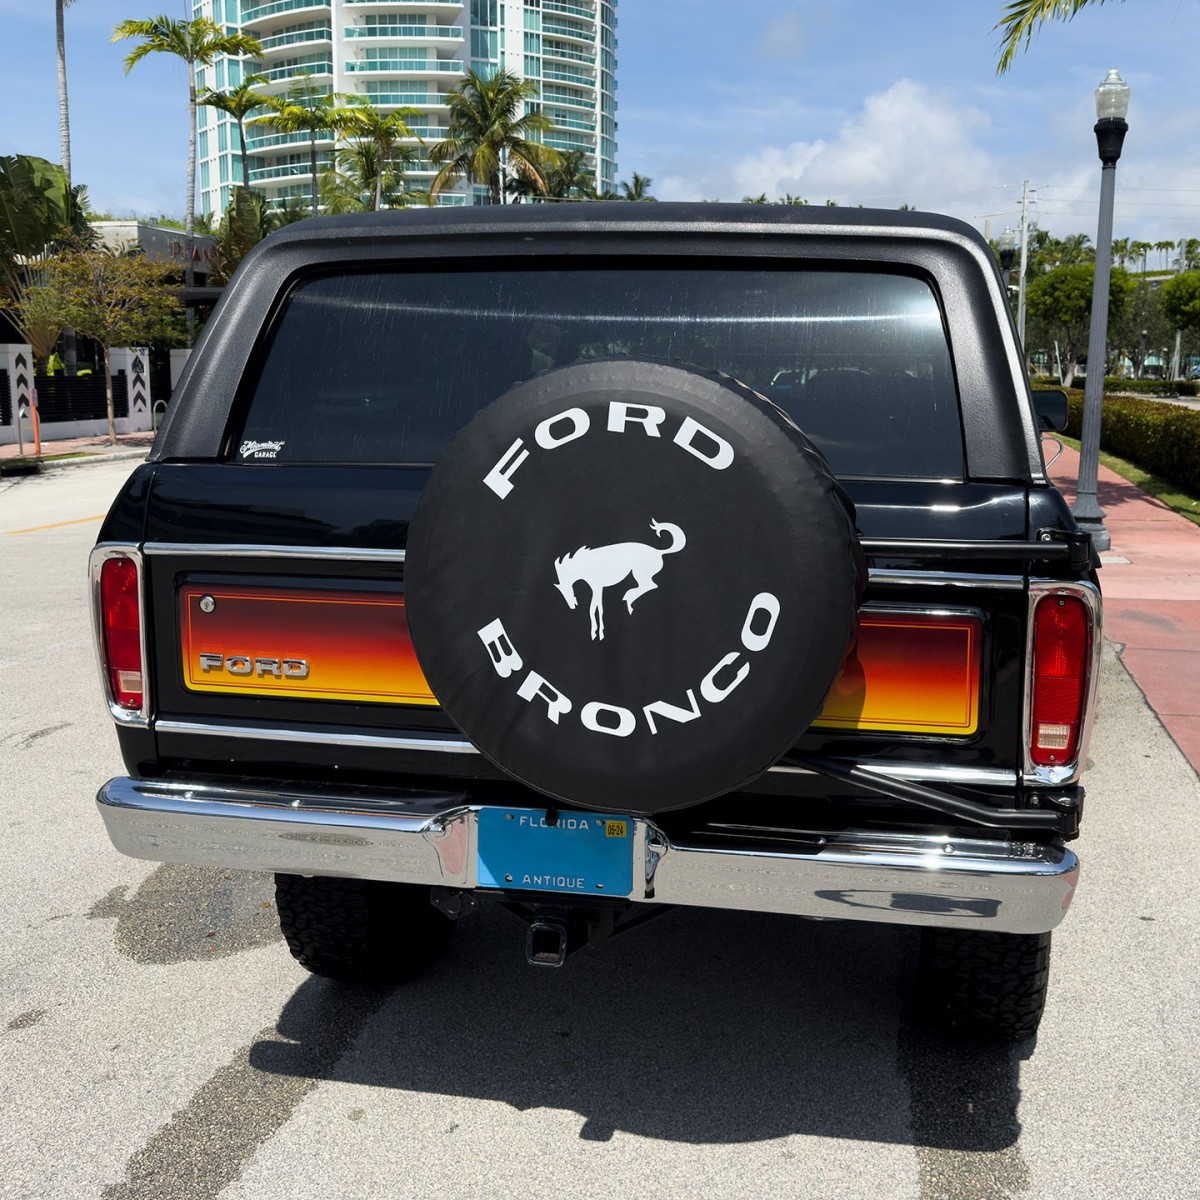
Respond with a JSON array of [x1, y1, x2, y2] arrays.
[[2, 0, 1198, 245]]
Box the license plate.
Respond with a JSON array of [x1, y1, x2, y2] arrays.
[[477, 807, 634, 896]]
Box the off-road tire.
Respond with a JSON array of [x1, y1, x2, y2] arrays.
[[918, 928, 1052, 1043], [274, 874, 453, 984]]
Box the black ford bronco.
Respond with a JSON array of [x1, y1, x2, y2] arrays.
[[91, 204, 1099, 1042]]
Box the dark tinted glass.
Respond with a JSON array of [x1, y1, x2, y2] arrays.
[[237, 268, 962, 478]]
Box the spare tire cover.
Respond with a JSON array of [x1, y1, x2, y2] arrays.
[[406, 359, 863, 815]]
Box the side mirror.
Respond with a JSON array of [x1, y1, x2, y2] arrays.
[[1032, 390, 1069, 432]]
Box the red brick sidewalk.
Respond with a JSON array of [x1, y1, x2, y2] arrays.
[[1047, 438, 1200, 773]]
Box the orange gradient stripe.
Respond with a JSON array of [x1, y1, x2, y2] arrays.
[[182, 588, 980, 733], [180, 585, 437, 705], [814, 612, 982, 735]]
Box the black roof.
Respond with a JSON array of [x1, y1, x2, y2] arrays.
[[260, 200, 987, 249]]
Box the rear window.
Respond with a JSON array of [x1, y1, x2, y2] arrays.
[[236, 267, 963, 478]]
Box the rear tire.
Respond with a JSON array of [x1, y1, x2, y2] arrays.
[[274, 874, 453, 984], [918, 928, 1052, 1043]]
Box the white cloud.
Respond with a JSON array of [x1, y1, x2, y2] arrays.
[[651, 76, 1200, 243], [730, 79, 994, 206]]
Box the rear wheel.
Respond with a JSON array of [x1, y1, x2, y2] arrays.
[[918, 928, 1052, 1043], [274, 874, 454, 984]]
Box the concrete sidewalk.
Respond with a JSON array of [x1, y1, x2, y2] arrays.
[[0, 430, 156, 468], [1047, 439, 1200, 774]]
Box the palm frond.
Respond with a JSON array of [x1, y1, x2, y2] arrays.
[[994, 0, 1112, 74]]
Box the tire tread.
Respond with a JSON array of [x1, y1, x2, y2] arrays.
[[918, 928, 1051, 1043], [274, 874, 452, 984]]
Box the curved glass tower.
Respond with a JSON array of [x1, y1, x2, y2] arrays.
[[193, 0, 618, 216]]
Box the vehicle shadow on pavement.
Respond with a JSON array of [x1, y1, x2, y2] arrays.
[[246, 904, 1030, 1151]]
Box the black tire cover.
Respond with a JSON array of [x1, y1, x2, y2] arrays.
[[406, 359, 864, 815]]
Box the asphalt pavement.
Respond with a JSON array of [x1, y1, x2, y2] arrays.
[[1, 458, 1198, 1200]]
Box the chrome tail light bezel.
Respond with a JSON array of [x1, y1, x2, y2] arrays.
[[89, 543, 150, 728], [1023, 578, 1102, 786]]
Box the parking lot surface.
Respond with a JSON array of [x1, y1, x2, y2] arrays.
[[1, 461, 1197, 1199]]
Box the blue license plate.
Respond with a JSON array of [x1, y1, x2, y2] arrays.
[[477, 807, 634, 896]]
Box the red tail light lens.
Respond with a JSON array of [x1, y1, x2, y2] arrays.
[[100, 556, 143, 711], [1030, 593, 1090, 767]]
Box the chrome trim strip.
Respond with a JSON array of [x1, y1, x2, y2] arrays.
[[868, 569, 1023, 591], [142, 547, 1020, 580], [89, 544, 150, 728], [770, 763, 1018, 787], [154, 720, 1012, 784], [154, 718, 480, 754], [1023, 579, 1103, 787], [862, 538, 1070, 562], [143, 542, 406, 563], [98, 777, 1080, 934]]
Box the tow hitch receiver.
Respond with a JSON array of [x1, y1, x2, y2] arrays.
[[519, 904, 669, 967], [526, 912, 570, 967]]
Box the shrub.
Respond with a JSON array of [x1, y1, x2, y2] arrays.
[[1058, 388, 1200, 495], [1102, 377, 1199, 398]]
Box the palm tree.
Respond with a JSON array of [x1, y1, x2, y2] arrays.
[[1111, 236, 1131, 269], [741, 193, 768, 205], [321, 140, 419, 213], [545, 148, 592, 200], [56, 1, 80, 184], [0, 154, 94, 378], [199, 72, 269, 195], [1060, 231, 1093, 264], [1155, 240, 1176, 271], [429, 68, 556, 205], [621, 172, 655, 201], [112, 16, 262, 302], [333, 96, 421, 211], [581, 180, 620, 200], [995, 1, 1108, 72], [509, 148, 591, 202], [1176, 238, 1200, 272], [57, 1, 83, 373], [252, 77, 340, 217]]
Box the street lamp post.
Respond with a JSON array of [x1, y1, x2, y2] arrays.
[[998, 226, 1018, 290], [1073, 68, 1130, 554]]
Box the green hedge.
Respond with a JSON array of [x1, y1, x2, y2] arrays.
[[1034, 377, 1199, 397], [1060, 389, 1200, 495], [1102, 377, 1199, 398]]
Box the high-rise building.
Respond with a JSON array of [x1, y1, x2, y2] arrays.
[[193, 0, 617, 217]]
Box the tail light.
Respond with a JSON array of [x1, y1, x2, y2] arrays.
[[1028, 589, 1094, 769], [91, 547, 147, 721]]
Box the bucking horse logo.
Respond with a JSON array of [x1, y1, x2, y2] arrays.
[[553, 520, 687, 641]]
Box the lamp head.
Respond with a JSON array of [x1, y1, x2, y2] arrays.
[[997, 227, 1018, 271], [1094, 68, 1131, 121], [1093, 69, 1130, 165]]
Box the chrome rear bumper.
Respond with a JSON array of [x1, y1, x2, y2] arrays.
[[97, 777, 1079, 935]]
